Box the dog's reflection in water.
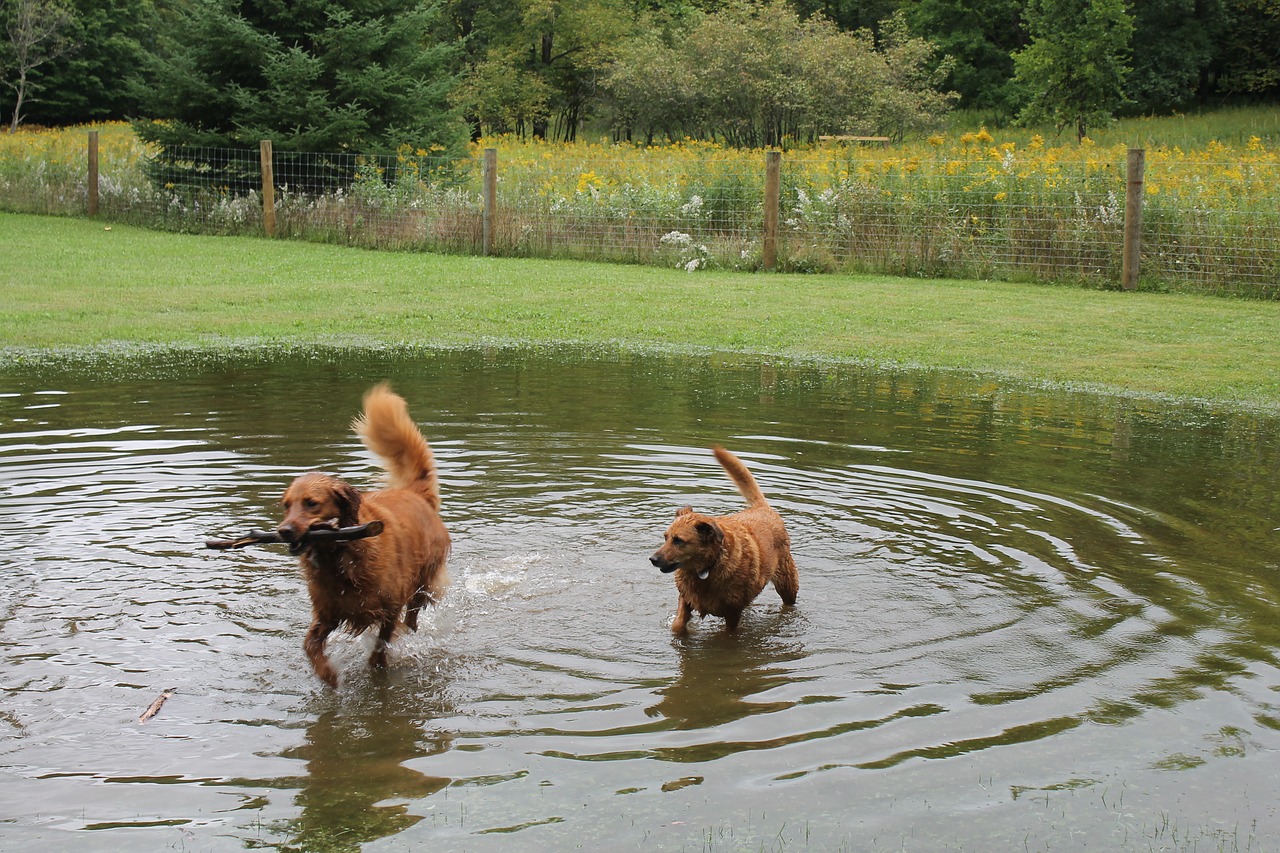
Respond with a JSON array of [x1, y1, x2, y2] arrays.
[[282, 699, 451, 851], [648, 617, 806, 731]]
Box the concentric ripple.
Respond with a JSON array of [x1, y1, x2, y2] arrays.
[[1, 348, 1277, 852]]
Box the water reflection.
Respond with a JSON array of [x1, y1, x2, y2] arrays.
[[0, 346, 1277, 851], [648, 617, 806, 732], [279, 704, 451, 852]]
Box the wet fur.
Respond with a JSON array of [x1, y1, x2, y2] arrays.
[[650, 446, 798, 633], [278, 384, 449, 687]]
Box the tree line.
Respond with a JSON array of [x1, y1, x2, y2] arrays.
[[2, 0, 1277, 153]]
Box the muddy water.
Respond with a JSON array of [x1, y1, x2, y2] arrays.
[[1, 346, 1278, 852]]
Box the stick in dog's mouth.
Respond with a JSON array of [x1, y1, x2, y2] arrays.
[[205, 520, 384, 551]]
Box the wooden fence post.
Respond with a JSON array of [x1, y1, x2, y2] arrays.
[[482, 147, 497, 256], [763, 150, 781, 271], [87, 130, 99, 216], [1121, 147, 1145, 291], [260, 139, 276, 237]]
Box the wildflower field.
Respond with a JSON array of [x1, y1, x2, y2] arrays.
[[2, 119, 1278, 295]]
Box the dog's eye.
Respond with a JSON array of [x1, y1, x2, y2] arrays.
[[303, 498, 319, 509], [671, 536, 684, 546]]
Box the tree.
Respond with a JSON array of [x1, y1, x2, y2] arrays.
[[904, 0, 1025, 115], [14, 0, 150, 125], [791, 0, 901, 33], [1, 0, 77, 132], [603, 1, 955, 145], [132, 0, 465, 155], [1125, 0, 1218, 111], [448, 0, 635, 140], [1012, 0, 1134, 140], [872, 12, 959, 139], [1215, 0, 1280, 96]]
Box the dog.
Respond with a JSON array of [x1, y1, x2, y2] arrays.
[[277, 383, 450, 687], [649, 446, 798, 633]]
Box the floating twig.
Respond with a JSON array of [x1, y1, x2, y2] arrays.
[[138, 689, 174, 724]]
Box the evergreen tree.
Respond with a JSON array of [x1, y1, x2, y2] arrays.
[[1012, 0, 1134, 140], [133, 0, 465, 154], [16, 0, 151, 125]]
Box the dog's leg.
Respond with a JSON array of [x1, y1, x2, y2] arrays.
[[404, 587, 428, 632], [774, 555, 799, 606], [724, 608, 743, 632], [671, 597, 694, 634], [304, 618, 340, 688], [369, 619, 397, 670]]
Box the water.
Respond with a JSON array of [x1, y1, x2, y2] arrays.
[[1, 346, 1278, 852]]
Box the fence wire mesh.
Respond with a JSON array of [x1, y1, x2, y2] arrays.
[[93, 146, 482, 252], [779, 155, 1123, 282], [1139, 156, 1280, 292], [2, 133, 1277, 296]]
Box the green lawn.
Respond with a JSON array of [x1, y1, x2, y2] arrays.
[[4, 212, 1279, 411]]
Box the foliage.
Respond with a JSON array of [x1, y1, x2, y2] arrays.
[[1012, 0, 1134, 141], [1216, 0, 1280, 96], [447, 0, 635, 141], [11, 0, 149, 126], [902, 0, 1023, 114], [132, 0, 466, 156], [0, 0, 1276, 141], [1124, 0, 1218, 113], [602, 1, 957, 145], [0, 0, 77, 132]]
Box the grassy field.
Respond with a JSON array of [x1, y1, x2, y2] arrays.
[[4, 211, 1279, 412]]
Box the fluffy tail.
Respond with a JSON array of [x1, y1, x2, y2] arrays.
[[353, 383, 440, 511], [713, 446, 768, 508]]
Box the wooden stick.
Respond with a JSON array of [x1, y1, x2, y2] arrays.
[[138, 689, 174, 724], [205, 520, 384, 550]]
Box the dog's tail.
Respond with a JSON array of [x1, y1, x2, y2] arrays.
[[353, 383, 440, 511], [713, 446, 768, 508]]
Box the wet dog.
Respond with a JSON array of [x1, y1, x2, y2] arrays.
[[277, 384, 450, 687], [649, 446, 798, 633]]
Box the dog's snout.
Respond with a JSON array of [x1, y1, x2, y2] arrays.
[[650, 552, 677, 573], [277, 524, 300, 542]]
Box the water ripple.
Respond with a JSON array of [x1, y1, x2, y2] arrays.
[[1, 351, 1277, 851]]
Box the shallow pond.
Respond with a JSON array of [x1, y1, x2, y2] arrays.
[[1, 347, 1278, 852]]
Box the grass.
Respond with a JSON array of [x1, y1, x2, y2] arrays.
[[4, 211, 1279, 412], [3, 117, 1278, 294]]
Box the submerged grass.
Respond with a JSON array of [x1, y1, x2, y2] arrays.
[[3, 211, 1279, 412]]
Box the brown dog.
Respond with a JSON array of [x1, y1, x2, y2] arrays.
[[277, 384, 450, 687], [649, 446, 798, 633]]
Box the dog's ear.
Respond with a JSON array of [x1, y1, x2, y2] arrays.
[[332, 481, 363, 527], [694, 520, 723, 547], [675, 505, 693, 517]]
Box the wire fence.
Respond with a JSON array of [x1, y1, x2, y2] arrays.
[[3, 133, 1278, 296]]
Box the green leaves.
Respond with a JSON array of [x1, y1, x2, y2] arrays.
[[1012, 0, 1134, 140], [602, 1, 956, 145], [133, 0, 466, 155]]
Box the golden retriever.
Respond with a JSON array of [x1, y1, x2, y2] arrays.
[[649, 446, 798, 633], [277, 384, 450, 687]]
